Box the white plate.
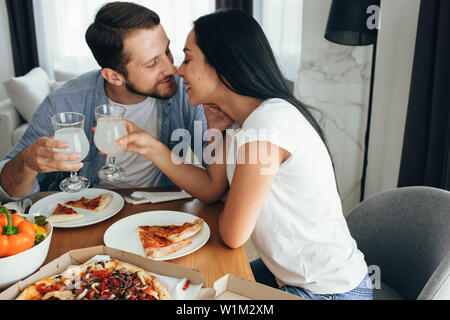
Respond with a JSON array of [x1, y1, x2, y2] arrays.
[[29, 188, 124, 228], [103, 210, 210, 261]]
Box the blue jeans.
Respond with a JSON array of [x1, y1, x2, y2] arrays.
[[250, 258, 373, 300]]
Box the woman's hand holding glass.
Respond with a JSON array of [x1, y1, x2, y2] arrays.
[[116, 120, 159, 158]]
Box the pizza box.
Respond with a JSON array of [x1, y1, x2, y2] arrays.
[[200, 274, 303, 300], [0, 245, 301, 300], [0, 245, 215, 300]]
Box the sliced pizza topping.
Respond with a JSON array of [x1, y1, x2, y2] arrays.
[[36, 283, 60, 294], [182, 280, 190, 291], [153, 222, 192, 238], [65, 196, 100, 210], [138, 229, 173, 249], [73, 264, 165, 300], [53, 204, 79, 215]]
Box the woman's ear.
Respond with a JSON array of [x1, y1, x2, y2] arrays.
[[101, 68, 125, 86]]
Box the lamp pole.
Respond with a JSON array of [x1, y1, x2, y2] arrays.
[[360, 40, 377, 202], [324, 0, 379, 203]]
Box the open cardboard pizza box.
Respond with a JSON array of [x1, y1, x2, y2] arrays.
[[205, 274, 303, 300], [0, 246, 302, 300]]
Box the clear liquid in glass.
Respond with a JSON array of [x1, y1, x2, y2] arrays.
[[94, 117, 127, 156], [54, 127, 90, 163]]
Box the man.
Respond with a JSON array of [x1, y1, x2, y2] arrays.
[[0, 2, 207, 200]]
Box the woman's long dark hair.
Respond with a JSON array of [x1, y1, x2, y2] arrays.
[[193, 9, 336, 173]]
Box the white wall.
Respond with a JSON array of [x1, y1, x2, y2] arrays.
[[298, 0, 373, 215], [364, 0, 421, 199], [298, 0, 421, 211], [0, 0, 14, 100]]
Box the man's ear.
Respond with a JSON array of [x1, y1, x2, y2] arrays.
[[101, 68, 125, 86]]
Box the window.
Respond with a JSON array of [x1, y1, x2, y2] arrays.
[[33, 0, 215, 77], [254, 0, 303, 81]]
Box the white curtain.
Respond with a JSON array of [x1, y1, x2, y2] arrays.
[[33, 0, 215, 79], [254, 0, 303, 82]]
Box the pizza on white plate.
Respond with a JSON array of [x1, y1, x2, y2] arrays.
[[137, 219, 203, 259]]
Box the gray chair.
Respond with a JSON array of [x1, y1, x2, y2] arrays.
[[346, 186, 450, 300]]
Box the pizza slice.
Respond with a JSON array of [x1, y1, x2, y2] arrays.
[[136, 219, 203, 259], [153, 219, 203, 243], [15, 274, 74, 300], [64, 193, 113, 212], [137, 226, 192, 259], [47, 203, 84, 223]]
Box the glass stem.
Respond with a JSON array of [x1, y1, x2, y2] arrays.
[[70, 171, 80, 182], [107, 156, 116, 169]]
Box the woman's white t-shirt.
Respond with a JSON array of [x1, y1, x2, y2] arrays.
[[226, 98, 368, 294]]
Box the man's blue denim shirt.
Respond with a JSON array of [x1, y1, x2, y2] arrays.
[[0, 70, 207, 201]]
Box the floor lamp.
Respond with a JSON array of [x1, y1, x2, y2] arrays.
[[324, 0, 380, 202]]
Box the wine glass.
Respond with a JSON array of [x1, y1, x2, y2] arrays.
[[51, 112, 90, 192], [94, 104, 127, 181]]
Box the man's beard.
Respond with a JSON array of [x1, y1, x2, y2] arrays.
[[125, 75, 178, 99]]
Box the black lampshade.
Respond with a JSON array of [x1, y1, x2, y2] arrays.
[[325, 0, 380, 46]]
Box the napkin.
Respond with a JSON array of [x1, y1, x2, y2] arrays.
[[125, 190, 193, 205]]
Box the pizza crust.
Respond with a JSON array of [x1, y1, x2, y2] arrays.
[[42, 290, 75, 300], [143, 240, 192, 259], [165, 219, 203, 243], [93, 193, 113, 212], [47, 204, 84, 223], [16, 285, 42, 300], [47, 212, 84, 223]]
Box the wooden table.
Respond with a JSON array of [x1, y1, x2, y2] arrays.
[[33, 188, 254, 287]]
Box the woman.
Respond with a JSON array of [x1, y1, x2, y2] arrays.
[[118, 9, 373, 300]]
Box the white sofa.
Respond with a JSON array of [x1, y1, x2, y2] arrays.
[[0, 68, 79, 159]]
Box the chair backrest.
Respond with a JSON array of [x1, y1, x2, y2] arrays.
[[418, 251, 450, 299], [346, 186, 450, 300]]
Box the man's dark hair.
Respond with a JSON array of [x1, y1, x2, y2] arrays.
[[85, 1, 160, 76]]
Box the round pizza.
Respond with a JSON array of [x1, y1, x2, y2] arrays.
[[16, 259, 171, 300]]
